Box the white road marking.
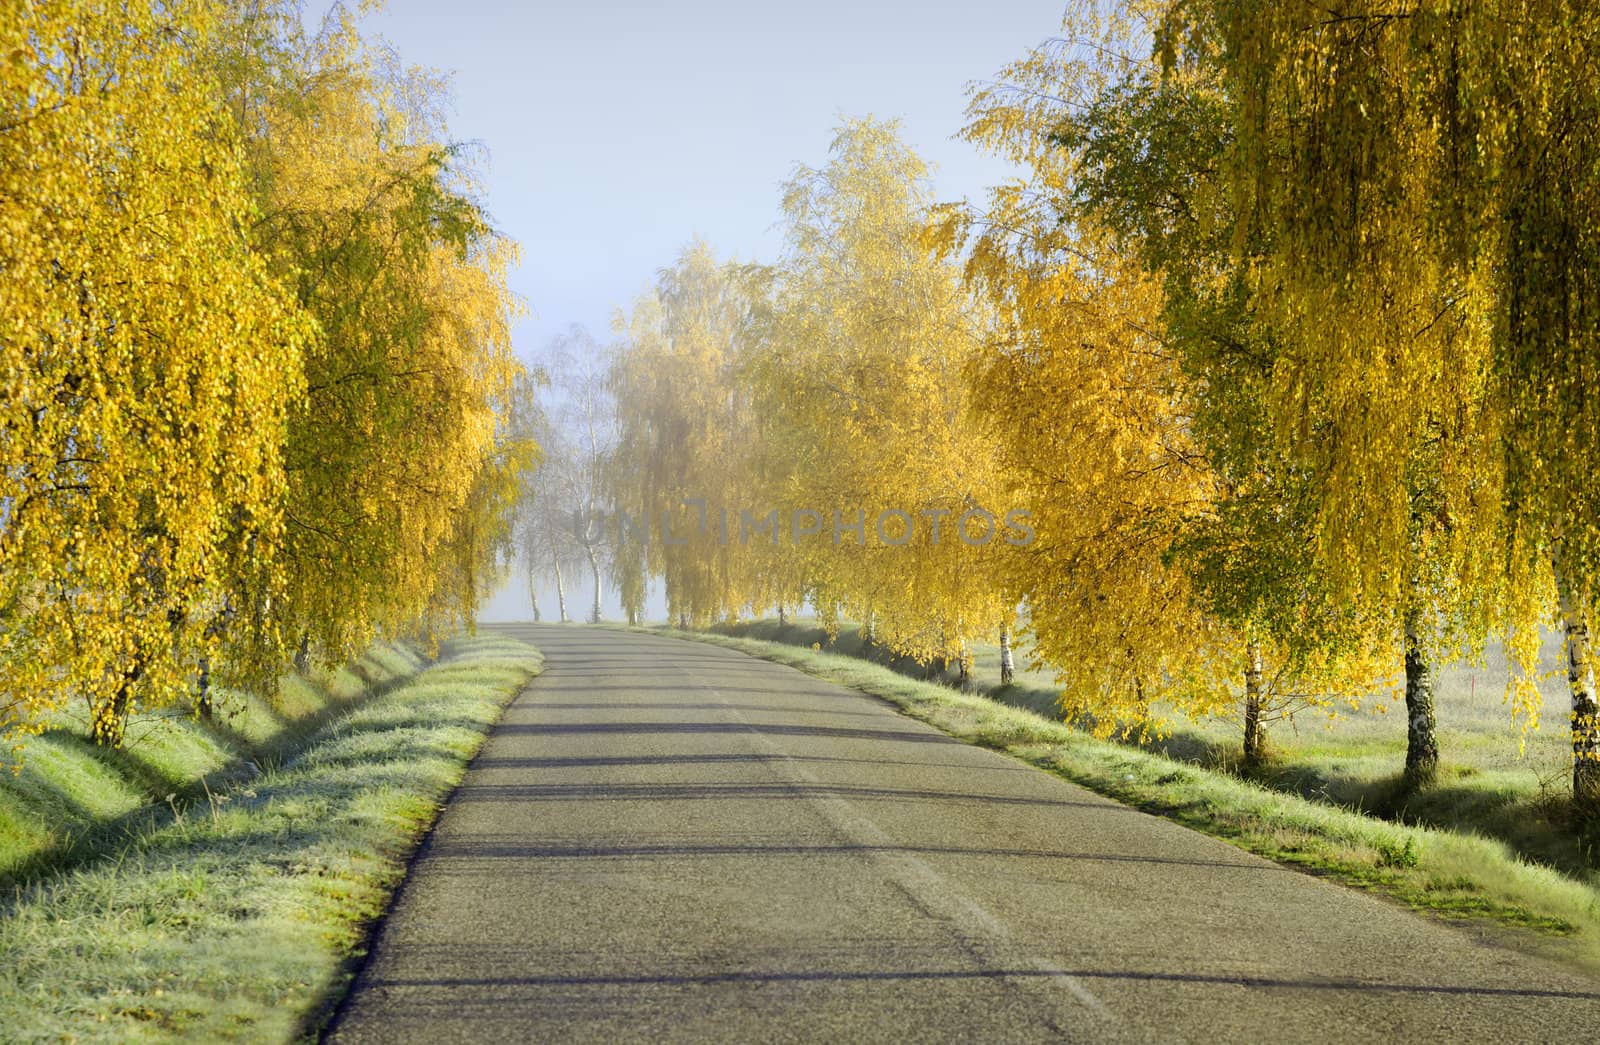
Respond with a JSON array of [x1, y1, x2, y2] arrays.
[[711, 687, 1127, 1037]]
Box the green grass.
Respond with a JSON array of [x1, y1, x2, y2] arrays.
[[657, 622, 1600, 974], [0, 643, 426, 884], [0, 633, 542, 1042]]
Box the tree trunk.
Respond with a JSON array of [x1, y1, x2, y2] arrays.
[[1402, 605, 1439, 787], [957, 640, 971, 685], [92, 661, 141, 748], [586, 544, 602, 623], [553, 557, 569, 623], [91, 687, 130, 748], [678, 611, 689, 629], [195, 656, 214, 723], [528, 558, 541, 623], [194, 607, 228, 723], [1243, 640, 1265, 767], [1552, 544, 1600, 813], [863, 609, 876, 648], [777, 602, 786, 626], [999, 620, 1015, 686], [293, 632, 311, 675]]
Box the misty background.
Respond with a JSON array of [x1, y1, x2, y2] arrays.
[[353, 0, 1066, 622]]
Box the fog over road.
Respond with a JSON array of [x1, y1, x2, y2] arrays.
[[327, 625, 1600, 1043]]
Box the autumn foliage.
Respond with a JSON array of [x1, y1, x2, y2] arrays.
[[12, 0, 1600, 820], [1, 0, 527, 745], [552, 2, 1600, 813]]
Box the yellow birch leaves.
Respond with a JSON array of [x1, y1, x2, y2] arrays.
[[1, 0, 311, 741], [1, 1, 527, 743], [607, 120, 1013, 665], [237, 10, 525, 669]]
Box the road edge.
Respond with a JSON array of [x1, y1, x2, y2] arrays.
[[626, 623, 1600, 982]]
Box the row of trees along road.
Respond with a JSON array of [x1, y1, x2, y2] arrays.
[[515, 1, 1600, 819], [1, 1, 530, 747]]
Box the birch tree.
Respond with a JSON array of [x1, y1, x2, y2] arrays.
[[229, 5, 525, 670], [956, 4, 1391, 756], [1161, 0, 1579, 793], [752, 118, 1012, 665], [541, 327, 616, 624], [610, 244, 773, 626], [0, 0, 313, 744]]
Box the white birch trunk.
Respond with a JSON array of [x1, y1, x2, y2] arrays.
[[1552, 544, 1600, 807], [1402, 604, 1438, 785], [999, 620, 1014, 686], [528, 558, 541, 623], [553, 557, 569, 623], [1243, 639, 1265, 766], [586, 544, 602, 623]]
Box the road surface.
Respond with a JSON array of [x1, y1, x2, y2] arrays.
[[326, 624, 1600, 1042]]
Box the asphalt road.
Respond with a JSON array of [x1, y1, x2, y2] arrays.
[[326, 624, 1600, 1043]]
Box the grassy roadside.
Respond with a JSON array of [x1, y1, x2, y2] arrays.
[[0, 633, 542, 1043], [1, 644, 426, 886], [709, 618, 1597, 878], [646, 624, 1600, 976]]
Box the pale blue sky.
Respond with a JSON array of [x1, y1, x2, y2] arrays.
[[359, 0, 1067, 350], [345, 0, 1069, 620]]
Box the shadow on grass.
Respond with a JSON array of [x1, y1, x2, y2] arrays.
[[0, 645, 430, 892]]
